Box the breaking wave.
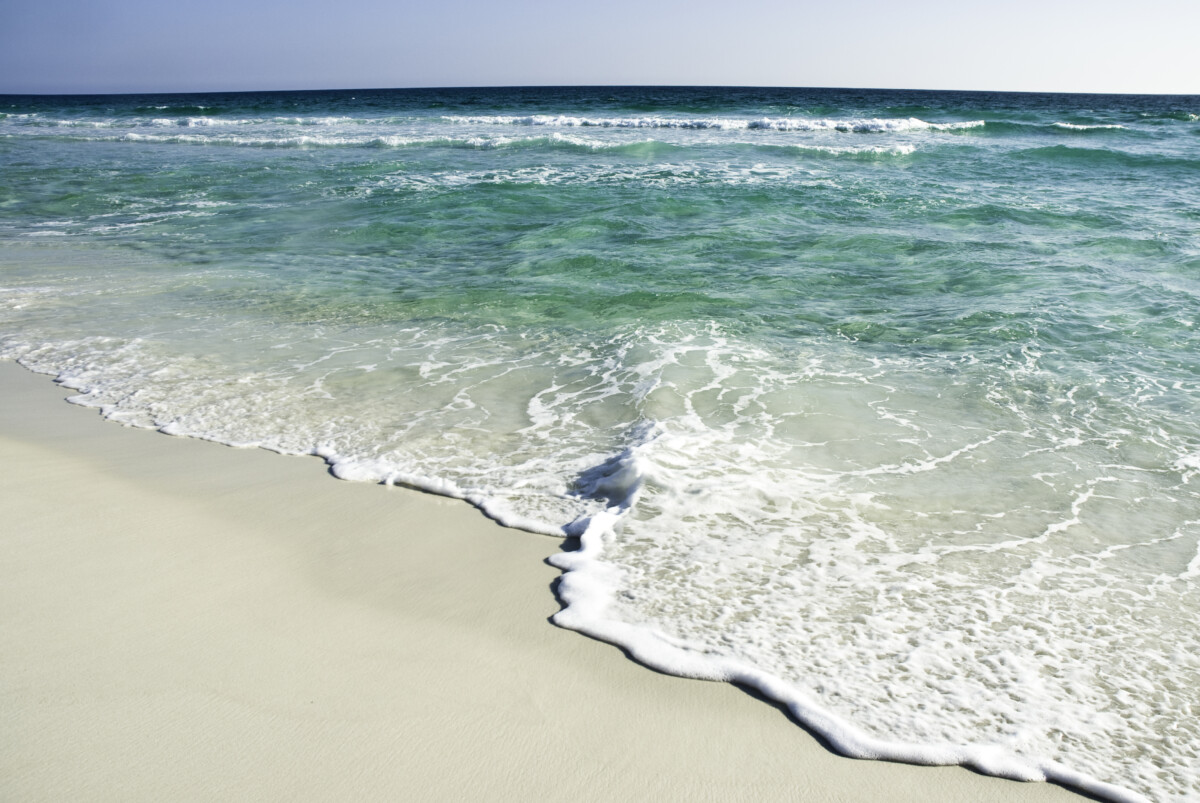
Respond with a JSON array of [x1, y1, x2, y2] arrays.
[[442, 114, 985, 133]]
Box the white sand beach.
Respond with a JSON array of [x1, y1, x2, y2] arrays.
[[0, 360, 1090, 802]]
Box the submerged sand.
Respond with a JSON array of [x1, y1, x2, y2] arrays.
[[0, 360, 1088, 801]]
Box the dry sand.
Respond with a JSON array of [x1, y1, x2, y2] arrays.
[[0, 360, 1090, 802]]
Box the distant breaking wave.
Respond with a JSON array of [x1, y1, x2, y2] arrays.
[[15, 116, 360, 129], [39, 131, 678, 153], [13, 132, 923, 158], [2, 112, 984, 133], [1052, 122, 1126, 131], [442, 114, 985, 133]]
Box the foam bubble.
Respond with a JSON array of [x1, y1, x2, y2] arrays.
[[1176, 453, 1200, 482]]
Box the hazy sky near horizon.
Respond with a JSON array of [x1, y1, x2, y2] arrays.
[[1, 0, 1197, 96]]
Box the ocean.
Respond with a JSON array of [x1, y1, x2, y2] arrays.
[[1, 86, 1197, 801]]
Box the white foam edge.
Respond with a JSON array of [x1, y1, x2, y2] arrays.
[[21, 359, 580, 539], [548, 509, 1150, 803], [1052, 122, 1125, 131], [37, 132, 635, 152], [1173, 452, 1200, 483], [323, 450, 565, 536], [440, 114, 984, 132]]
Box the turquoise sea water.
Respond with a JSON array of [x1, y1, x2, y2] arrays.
[[2, 86, 1198, 801]]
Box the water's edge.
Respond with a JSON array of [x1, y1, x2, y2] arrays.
[[8, 356, 1146, 803]]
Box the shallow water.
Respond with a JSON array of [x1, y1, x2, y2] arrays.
[[2, 86, 1199, 801]]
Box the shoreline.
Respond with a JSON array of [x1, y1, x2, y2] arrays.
[[0, 359, 1091, 801]]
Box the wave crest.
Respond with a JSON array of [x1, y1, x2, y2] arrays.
[[443, 114, 984, 133]]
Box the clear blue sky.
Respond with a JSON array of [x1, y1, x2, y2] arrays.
[[1, 0, 1196, 95]]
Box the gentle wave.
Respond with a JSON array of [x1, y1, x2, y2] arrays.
[[377, 162, 842, 192], [149, 115, 357, 128], [6, 112, 984, 134], [3, 112, 980, 134], [1014, 144, 1200, 171], [29, 131, 669, 152], [1138, 111, 1200, 122], [0, 126, 922, 157], [134, 105, 217, 114], [8, 115, 359, 129], [3, 130, 920, 158], [1052, 122, 1126, 131], [969, 120, 1140, 138], [13, 112, 1179, 139], [442, 114, 985, 133], [768, 142, 917, 157], [115, 132, 416, 148]]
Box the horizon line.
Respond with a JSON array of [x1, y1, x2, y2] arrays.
[[3, 83, 1198, 99]]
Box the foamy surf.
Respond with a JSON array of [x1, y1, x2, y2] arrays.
[[1052, 122, 1126, 131], [442, 113, 985, 132]]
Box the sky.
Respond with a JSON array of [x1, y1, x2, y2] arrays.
[[1, 0, 1197, 96]]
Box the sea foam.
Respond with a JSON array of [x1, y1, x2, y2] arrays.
[[442, 114, 984, 132]]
